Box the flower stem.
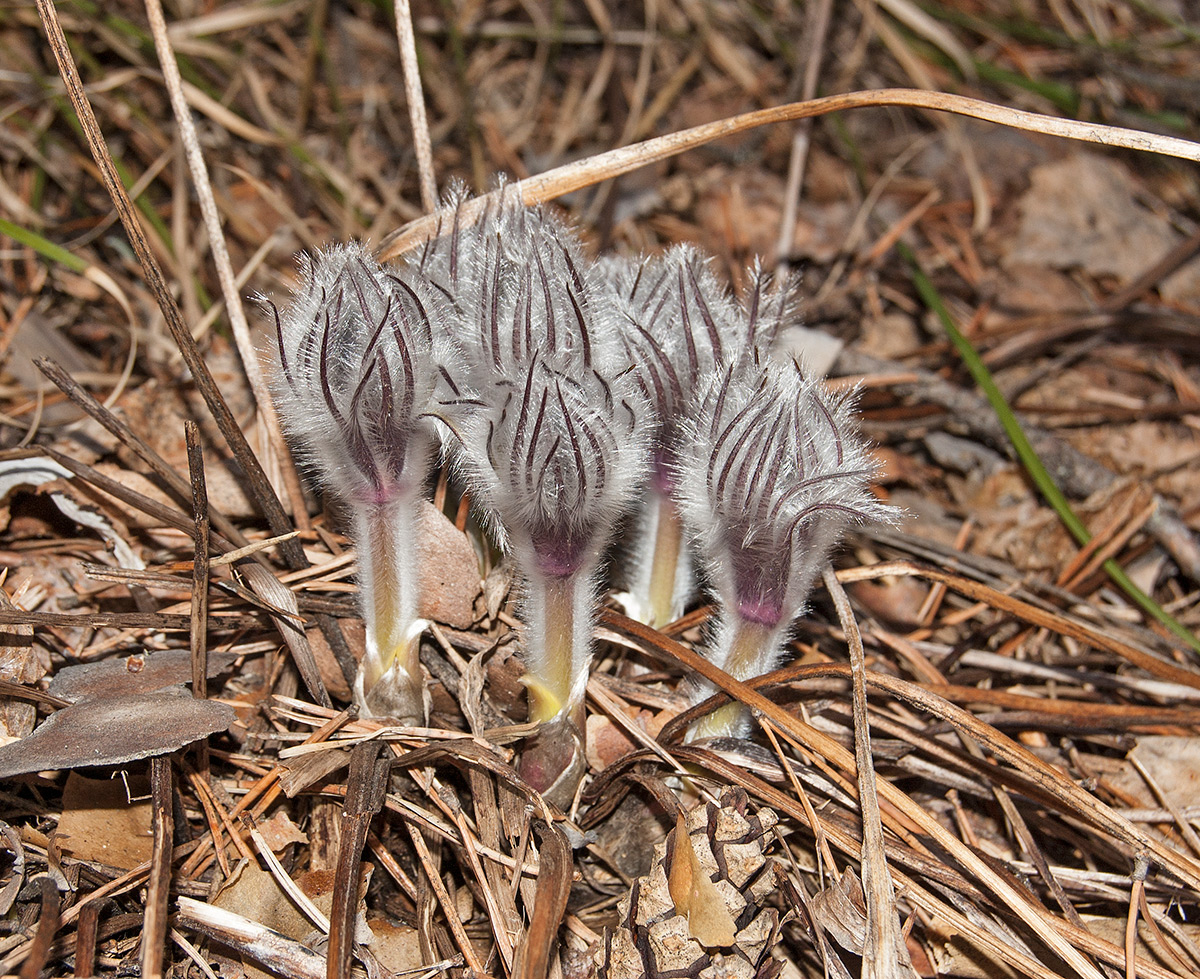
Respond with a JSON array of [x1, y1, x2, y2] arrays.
[[690, 615, 780, 739], [354, 497, 424, 721], [523, 567, 592, 724], [647, 491, 685, 629]]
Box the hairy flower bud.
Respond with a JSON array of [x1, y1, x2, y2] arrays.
[[436, 200, 649, 799], [267, 243, 451, 721], [608, 253, 786, 627], [676, 356, 894, 737]]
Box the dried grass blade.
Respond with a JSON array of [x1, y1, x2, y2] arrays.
[[33, 0, 305, 571], [186, 421, 210, 701], [175, 898, 325, 979], [405, 821, 485, 974], [378, 88, 1200, 260], [513, 821, 572, 979], [461, 773, 519, 970], [393, 0, 436, 211], [143, 0, 308, 533], [823, 567, 913, 978], [328, 743, 390, 979], [856, 562, 1200, 693], [140, 756, 174, 979]]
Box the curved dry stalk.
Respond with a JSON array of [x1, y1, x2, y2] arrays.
[[378, 87, 1200, 260], [143, 0, 309, 531], [822, 566, 911, 979], [393, 0, 437, 211]]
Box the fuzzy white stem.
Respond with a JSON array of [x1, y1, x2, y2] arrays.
[[689, 613, 786, 739], [625, 486, 694, 628], [646, 490, 689, 629], [522, 564, 596, 724], [353, 497, 425, 720]]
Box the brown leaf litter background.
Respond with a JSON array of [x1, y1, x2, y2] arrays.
[[2, 1, 1200, 977]]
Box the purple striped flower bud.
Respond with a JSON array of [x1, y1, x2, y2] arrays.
[[676, 356, 894, 737], [267, 243, 451, 721], [436, 200, 649, 799]]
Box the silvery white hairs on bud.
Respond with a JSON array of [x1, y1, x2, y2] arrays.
[[675, 353, 895, 739], [436, 200, 649, 793], [606, 249, 785, 628], [265, 242, 453, 722]]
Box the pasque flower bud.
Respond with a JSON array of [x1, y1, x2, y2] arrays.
[[675, 354, 894, 738], [609, 251, 782, 628], [267, 243, 450, 721], [437, 201, 648, 799]]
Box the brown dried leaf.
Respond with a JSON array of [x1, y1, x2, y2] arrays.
[[367, 917, 424, 975], [1004, 154, 1200, 303], [0, 689, 234, 778], [1110, 736, 1200, 810], [811, 867, 868, 955], [585, 708, 668, 769], [53, 772, 153, 870], [257, 810, 309, 852], [667, 812, 737, 948], [416, 500, 479, 629]]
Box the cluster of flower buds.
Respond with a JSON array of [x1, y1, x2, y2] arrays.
[[268, 190, 891, 775], [610, 259, 894, 736]]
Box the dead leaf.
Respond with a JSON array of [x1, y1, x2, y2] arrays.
[[415, 500, 480, 629], [585, 708, 668, 769], [367, 917, 424, 974], [53, 772, 153, 870], [667, 813, 737, 948], [811, 867, 868, 955], [0, 689, 235, 778], [256, 810, 308, 852], [1110, 736, 1200, 810], [47, 649, 241, 703], [1003, 153, 1200, 304]]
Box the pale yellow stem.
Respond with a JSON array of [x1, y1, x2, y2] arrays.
[[525, 573, 577, 724], [647, 495, 683, 629], [354, 500, 423, 719], [690, 617, 777, 740]]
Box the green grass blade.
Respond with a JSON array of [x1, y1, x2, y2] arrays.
[[900, 242, 1200, 657], [0, 218, 87, 273]]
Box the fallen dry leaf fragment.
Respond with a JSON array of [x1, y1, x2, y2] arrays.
[[47, 649, 241, 703], [667, 812, 738, 948], [415, 500, 481, 629], [0, 689, 234, 778], [811, 867, 868, 955], [53, 772, 153, 870]]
